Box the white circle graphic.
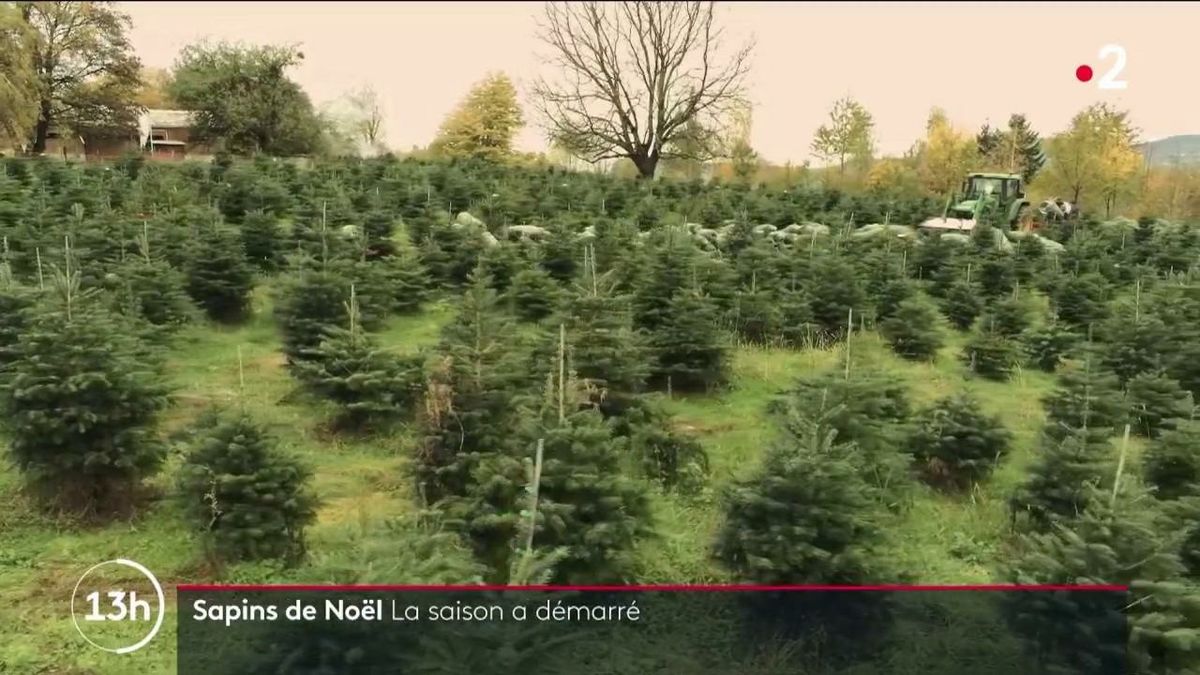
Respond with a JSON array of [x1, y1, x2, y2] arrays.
[[70, 558, 166, 654]]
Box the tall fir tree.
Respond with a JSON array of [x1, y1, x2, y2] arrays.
[[274, 265, 351, 367], [414, 269, 524, 503], [879, 293, 944, 361], [240, 209, 284, 272], [646, 288, 729, 392]]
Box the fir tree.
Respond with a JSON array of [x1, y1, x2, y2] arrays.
[[989, 294, 1032, 338], [186, 222, 255, 323], [939, 280, 983, 331], [294, 288, 425, 430], [1042, 359, 1127, 441], [1023, 320, 1078, 372], [0, 245, 34, 369], [1051, 273, 1109, 329], [115, 228, 194, 330], [961, 324, 1020, 381], [240, 209, 284, 272], [1098, 311, 1169, 385], [415, 270, 523, 503], [778, 287, 816, 348], [1144, 420, 1200, 501], [1010, 428, 1114, 528], [732, 288, 782, 346], [507, 266, 563, 322], [178, 410, 318, 562], [714, 411, 882, 584], [563, 267, 648, 415], [908, 393, 1012, 490], [274, 264, 351, 367], [378, 244, 430, 314], [807, 254, 866, 342], [1126, 372, 1193, 439], [879, 294, 943, 361], [2, 263, 167, 514], [1002, 484, 1194, 674], [646, 289, 729, 392]]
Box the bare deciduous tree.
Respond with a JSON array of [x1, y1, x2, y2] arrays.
[[533, 1, 753, 179], [347, 85, 385, 146]]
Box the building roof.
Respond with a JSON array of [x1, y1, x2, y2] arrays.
[[144, 109, 195, 128]]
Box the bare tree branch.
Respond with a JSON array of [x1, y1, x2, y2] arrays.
[[533, 1, 753, 178]]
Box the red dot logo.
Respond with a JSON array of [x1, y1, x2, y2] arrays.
[[1076, 64, 1094, 82]]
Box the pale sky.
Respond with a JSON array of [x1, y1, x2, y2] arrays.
[[121, 1, 1200, 163]]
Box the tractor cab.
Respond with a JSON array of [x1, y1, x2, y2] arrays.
[[962, 173, 1024, 202]]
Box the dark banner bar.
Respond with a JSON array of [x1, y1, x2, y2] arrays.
[[177, 586, 1128, 674]]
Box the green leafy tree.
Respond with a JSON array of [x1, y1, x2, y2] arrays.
[[908, 393, 1012, 490], [18, 1, 142, 152], [186, 223, 254, 323], [178, 410, 318, 562], [811, 97, 875, 176], [879, 294, 943, 361], [2, 267, 167, 514], [169, 41, 325, 155], [0, 4, 37, 146], [715, 411, 882, 584]]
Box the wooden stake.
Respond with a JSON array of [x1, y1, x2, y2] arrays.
[[844, 308, 853, 380], [558, 323, 566, 424], [1111, 424, 1131, 507], [524, 438, 545, 554]]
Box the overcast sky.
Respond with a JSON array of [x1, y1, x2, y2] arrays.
[[122, 1, 1200, 163]]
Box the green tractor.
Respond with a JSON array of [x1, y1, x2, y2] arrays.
[[919, 172, 1033, 233]]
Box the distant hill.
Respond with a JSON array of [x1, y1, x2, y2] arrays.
[[1137, 135, 1200, 167]]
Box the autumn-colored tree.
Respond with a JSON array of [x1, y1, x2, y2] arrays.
[[134, 66, 175, 109], [811, 97, 874, 177], [431, 72, 523, 162], [865, 157, 922, 201], [1039, 103, 1142, 217], [916, 108, 977, 195], [726, 102, 759, 183]]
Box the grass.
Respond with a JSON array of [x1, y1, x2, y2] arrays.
[[0, 296, 1081, 672]]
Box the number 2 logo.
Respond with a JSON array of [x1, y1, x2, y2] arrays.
[[1097, 44, 1127, 90]]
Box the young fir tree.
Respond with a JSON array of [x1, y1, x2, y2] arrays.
[[562, 265, 648, 416], [507, 266, 563, 322], [240, 209, 284, 272], [939, 280, 984, 331], [1144, 419, 1200, 501], [879, 294, 944, 361], [908, 393, 1013, 490], [378, 242, 430, 314], [769, 370, 913, 498], [116, 227, 194, 330], [1002, 484, 1197, 675], [646, 288, 729, 392], [806, 254, 866, 342], [778, 286, 816, 349], [0, 242, 34, 369], [294, 287, 425, 430], [714, 409, 882, 584], [961, 322, 1020, 382], [185, 222, 255, 323], [1009, 427, 1114, 529], [1125, 372, 1194, 439], [178, 408, 318, 563], [1098, 310, 1169, 386], [414, 269, 523, 503], [1023, 319, 1078, 372], [2, 262, 167, 514], [1050, 272, 1109, 330], [1041, 358, 1127, 441], [874, 277, 916, 323], [732, 286, 783, 346], [445, 347, 651, 583], [989, 293, 1033, 338], [274, 266, 351, 367]]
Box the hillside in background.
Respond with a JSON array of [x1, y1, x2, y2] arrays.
[[1138, 134, 1200, 166]]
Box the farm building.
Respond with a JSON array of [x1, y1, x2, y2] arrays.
[[10, 109, 210, 160]]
